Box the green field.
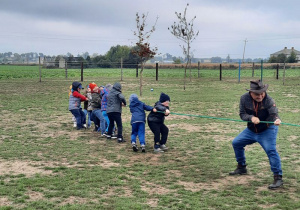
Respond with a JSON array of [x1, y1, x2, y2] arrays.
[[0, 65, 299, 209]]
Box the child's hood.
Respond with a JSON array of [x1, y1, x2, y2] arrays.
[[113, 82, 122, 92], [129, 94, 140, 107]]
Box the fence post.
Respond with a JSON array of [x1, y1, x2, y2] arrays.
[[121, 57, 123, 81], [219, 63, 222, 81], [81, 62, 83, 82], [39, 56, 41, 82], [156, 62, 158, 81], [198, 61, 200, 78], [260, 60, 263, 82], [65, 60, 68, 79], [136, 62, 138, 78], [283, 62, 286, 85], [238, 60, 241, 83], [276, 64, 279, 80], [252, 62, 254, 77]]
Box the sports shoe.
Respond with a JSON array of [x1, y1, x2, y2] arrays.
[[141, 145, 146, 153], [83, 124, 87, 128], [73, 122, 77, 128], [160, 144, 168, 151], [132, 143, 138, 152], [106, 135, 111, 140], [118, 138, 125, 143], [154, 147, 164, 153], [229, 164, 247, 175], [111, 133, 117, 139]]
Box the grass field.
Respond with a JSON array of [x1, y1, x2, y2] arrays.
[[0, 65, 299, 209]]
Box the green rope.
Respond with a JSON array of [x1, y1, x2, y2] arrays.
[[156, 111, 300, 127]]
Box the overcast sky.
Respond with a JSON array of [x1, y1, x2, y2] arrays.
[[1, 0, 299, 59]]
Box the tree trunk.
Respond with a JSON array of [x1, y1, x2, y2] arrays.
[[140, 63, 144, 96]]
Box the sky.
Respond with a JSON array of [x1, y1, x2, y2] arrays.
[[1, 0, 300, 59]]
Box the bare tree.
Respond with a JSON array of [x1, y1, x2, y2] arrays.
[[168, 3, 199, 90], [132, 13, 158, 96]]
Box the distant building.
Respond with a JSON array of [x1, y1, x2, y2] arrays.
[[270, 47, 300, 62]]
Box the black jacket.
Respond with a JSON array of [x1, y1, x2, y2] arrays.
[[147, 101, 169, 124], [239, 92, 279, 133]]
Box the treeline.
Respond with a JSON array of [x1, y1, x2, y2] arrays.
[[269, 51, 298, 63]]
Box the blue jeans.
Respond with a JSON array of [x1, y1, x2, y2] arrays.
[[102, 111, 109, 132], [91, 110, 106, 134], [83, 109, 92, 127], [232, 125, 282, 175], [70, 109, 86, 129], [131, 122, 146, 145]]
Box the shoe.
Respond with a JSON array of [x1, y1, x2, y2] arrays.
[[118, 138, 125, 143], [268, 175, 283, 189], [101, 133, 107, 137], [83, 124, 87, 128], [106, 135, 111, 140], [132, 143, 138, 152], [73, 122, 77, 128], [154, 147, 164, 153], [102, 132, 108, 137], [229, 164, 247, 175], [160, 144, 168, 151], [141, 145, 146, 153], [111, 133, 117, 139]]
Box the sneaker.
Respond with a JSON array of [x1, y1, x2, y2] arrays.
[[73, 122, 77, 128], [102, 132, 108, 137], [118, 138, 125, 143], [83, 124, 87, 128], [160, 144, 168, 151], [141, 145, 146, 153], [106, 135, 111, 140], [154, 147, 164, 153], [132, 143, 138, 152], [111, 133, 117, 139]]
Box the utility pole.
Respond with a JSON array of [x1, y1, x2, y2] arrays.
[[242, 38, 248, 63]]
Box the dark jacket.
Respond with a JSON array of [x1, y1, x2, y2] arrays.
[[91, 92, 102, 110], [106, 83, 126, 113], [239, 92, 280, 133], [129, 94, 153, 124], [147, 101, 169, 123]]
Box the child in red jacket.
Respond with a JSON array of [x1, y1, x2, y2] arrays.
[[68, 81, 88, 130]]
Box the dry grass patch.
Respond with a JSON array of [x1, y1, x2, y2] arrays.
[[178, 175, 259, 192], [141, 181, 175, 195], [0, 159, 53, 177]]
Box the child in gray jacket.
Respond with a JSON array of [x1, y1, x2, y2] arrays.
[[106, 82, 127, 143]]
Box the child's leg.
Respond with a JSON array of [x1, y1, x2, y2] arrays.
[[160, 124, 169, 145], [113, 113, 123, 139], [107, 113, 115, 135], [98, 111, 106, 134], [148, 122, 161, 148], [131, 123, 139, 144], [70, 109, 83, 129], [137, 122, 146, 146], [102, 111, 110, 132], [79, 109, 86, 127], [87, 111, 92, 127]]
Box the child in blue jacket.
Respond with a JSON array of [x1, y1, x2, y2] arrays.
[[129, 94, 156, 152]]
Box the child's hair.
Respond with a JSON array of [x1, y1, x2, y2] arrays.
[[129, 94, 138, 103]]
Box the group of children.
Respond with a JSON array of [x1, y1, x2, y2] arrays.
[[68, 81, 171, 153]]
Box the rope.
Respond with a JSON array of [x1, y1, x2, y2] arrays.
[[155, 111, 300, 127]]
